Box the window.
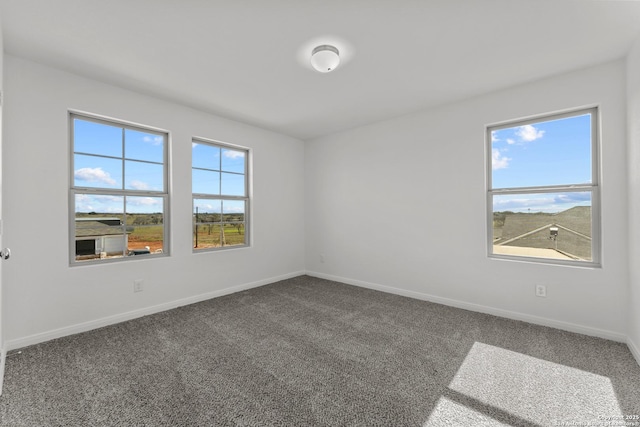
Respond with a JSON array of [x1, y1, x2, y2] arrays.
[[192, 139, 249, 251], [70, 113, 169, 264], [487, 107, 600, 266]]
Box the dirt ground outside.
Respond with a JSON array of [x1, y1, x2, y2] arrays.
[[127, 237, 164, 253]]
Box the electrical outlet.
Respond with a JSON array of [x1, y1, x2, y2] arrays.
[[535, 285, 547, 298], [320, 254, 325, 263], [134, 279, 144, 293]]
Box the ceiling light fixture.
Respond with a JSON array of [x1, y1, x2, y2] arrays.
[[311, 45, 340, 73]]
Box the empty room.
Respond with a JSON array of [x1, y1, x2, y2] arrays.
[[0, 0, 639, 426]]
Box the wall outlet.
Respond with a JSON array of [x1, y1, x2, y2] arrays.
[[320, 254, 325, 263], [535, 285, 547, 298], [133, 279, 144, 293]]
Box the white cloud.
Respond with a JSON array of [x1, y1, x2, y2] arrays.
[[128, 197, 160, 206], [492, 149, 511, 170], [74, 167, 116, 186], [75, 194, 122, 213], [143, 135, 163, 145], [493, 193, 591, 213], [194, 203, 221, 213], [129, 180, 149, 190], [223, 206, 244, 213], [507, 138, 515, 145], [516, 124, 545, 142], [223, 150, 245, 159], [491, 132, 499, 143], [494, 197, 552, 209], [94, 195, 122, 203]]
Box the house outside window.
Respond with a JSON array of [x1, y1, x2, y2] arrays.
[[192, 138, 249, 251], [70, 113, 169, 264], [487, 107, 600, 266]]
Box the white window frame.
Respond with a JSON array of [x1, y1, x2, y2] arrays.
[[192, 137, 250, 252], [486, 107, 601, 267], [69, 112, 170, 265]]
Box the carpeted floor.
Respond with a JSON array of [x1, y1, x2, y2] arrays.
[[0, 275, 638, 426]]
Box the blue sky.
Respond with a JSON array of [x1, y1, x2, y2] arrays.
[[192, 142, 246, 197], [74, 119, 165, 192], [73, 118, 245, 215], [491, 113, 593, 213]]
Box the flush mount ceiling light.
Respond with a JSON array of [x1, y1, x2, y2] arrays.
[[311, 45, 340, 73]]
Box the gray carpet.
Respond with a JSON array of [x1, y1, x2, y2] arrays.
[[0, 275, 638, 426]]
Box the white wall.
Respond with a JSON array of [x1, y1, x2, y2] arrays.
[[305, 60, 629, 340], [2, 55, 305, 348], [626, 38, 640, 362], [1, 52, 634, 350]]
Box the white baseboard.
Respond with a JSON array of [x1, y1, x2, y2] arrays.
[[5, 271, 305, 352], [0, 348, 6, 396], [6, 270, 635, 365], [306, 271, 628, 343], [628, 337, 640, 367]]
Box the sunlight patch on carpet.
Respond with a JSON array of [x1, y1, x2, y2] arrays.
[[423, 396, 513, 426], [444, 342, 623, 426]]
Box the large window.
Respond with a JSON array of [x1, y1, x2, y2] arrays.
[[487, 107, 600, 266], [70, 113, 169, 264], [192, 139, 249, 251]]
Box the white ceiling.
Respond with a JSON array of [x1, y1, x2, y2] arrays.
[[1, 0, 640, 140]]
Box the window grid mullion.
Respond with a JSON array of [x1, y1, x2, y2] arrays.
[[72, 187, 165, 196], [74, 153, 165, 167], [218, 149, 222, 195], [192, 166, 245, 176], [121, 127, 126, 191], [192, 193, 246, 200], [490, 184, 596, 195]]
